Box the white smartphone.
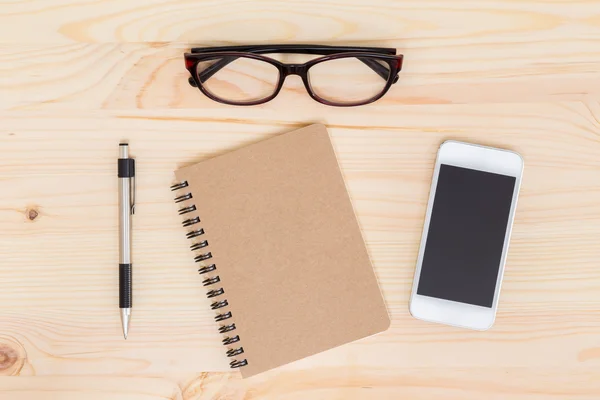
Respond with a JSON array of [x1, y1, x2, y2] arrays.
[[409, 140, 523, 330]]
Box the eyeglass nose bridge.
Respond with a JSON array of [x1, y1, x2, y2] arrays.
[[282, 63, 307, 77]]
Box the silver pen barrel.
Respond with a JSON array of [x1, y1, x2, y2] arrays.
[[118, 181, 131, 263]]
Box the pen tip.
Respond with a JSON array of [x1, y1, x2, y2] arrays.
[[120, 308, 131, 340]]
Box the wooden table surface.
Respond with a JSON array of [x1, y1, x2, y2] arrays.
[[1, 1, 600, 399]]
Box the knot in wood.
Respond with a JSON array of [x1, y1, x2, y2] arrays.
[[0, 336, 26, 375], [26, 208, 39, 221]]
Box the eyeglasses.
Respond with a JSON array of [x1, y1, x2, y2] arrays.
[[184, 44, 403, 107]]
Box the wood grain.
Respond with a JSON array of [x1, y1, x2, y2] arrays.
[[2, 0, 600, 398], [0, 376, 185, 400]]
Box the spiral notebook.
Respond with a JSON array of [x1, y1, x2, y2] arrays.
[[171, 124, 390, 378]]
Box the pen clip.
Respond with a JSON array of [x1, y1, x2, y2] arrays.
[[130, 176, 136, 215]]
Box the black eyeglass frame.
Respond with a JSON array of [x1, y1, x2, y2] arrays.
[[184, 44, 404, 106]]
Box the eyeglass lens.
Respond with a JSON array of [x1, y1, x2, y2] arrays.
[[196, 57, 280, 104], [307, 57, 390, 105]]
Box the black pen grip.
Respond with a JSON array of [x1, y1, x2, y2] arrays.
[[118, 159, 135, 178], [119, 264, 132, 308]]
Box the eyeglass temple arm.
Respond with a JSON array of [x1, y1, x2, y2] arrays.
[[358, 57, 392, 81], [190, 45, 398, 85], [191, 44, 397, 55]]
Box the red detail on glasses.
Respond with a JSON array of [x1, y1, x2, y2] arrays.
[[185, 58, 195, 69]]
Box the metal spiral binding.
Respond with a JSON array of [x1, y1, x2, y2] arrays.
[[179, 205, 196, 215], [207, 288, 225, 298], [182, 217, 200, 227], [203, 276, 220, 286], [171, 180, 247, 369], [215, 311, 232, 321], [187, 229, 205, 239], [226, 347, 244, 357], [191, 241, 209, 251], [211, 300, 228, 309], [222, 335, 240, 345], [194, 252, 212, 261], [198, 264, 217, 274]]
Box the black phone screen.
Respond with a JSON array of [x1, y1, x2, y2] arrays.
[[416, 164, 516, 308]]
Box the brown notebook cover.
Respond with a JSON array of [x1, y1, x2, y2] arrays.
[[172, 124, 390, 378]]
